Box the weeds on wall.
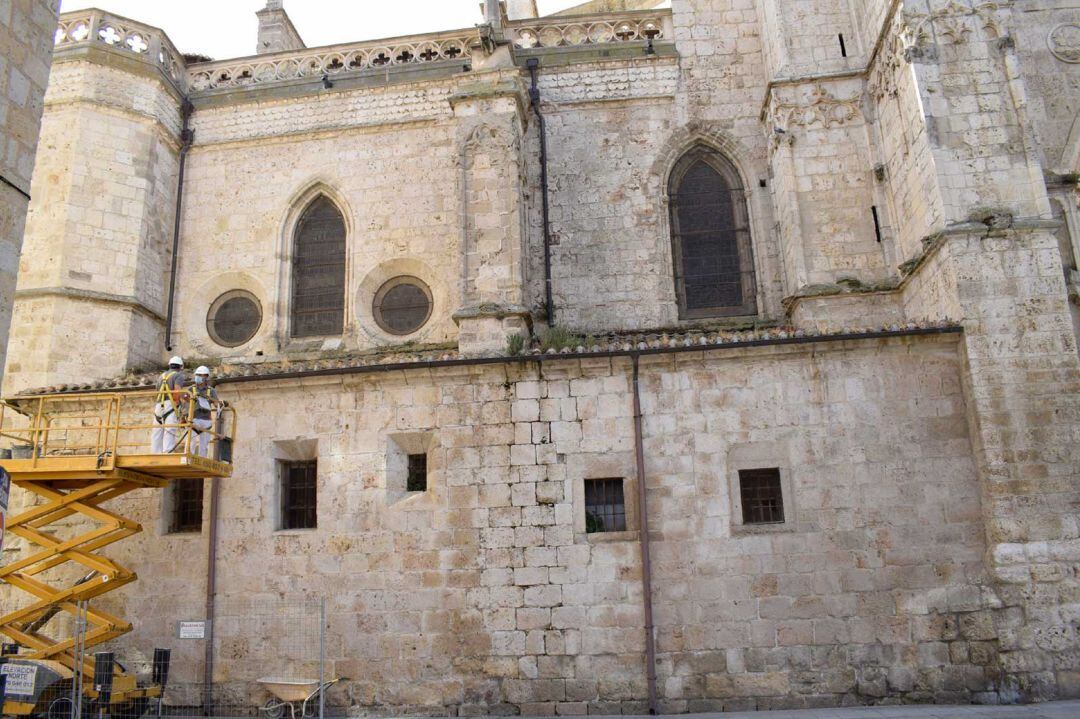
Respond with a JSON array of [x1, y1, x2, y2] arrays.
[[506, 333, 526, 356]]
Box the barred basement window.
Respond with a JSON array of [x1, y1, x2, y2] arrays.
[[584, 478, 626, 533], [668, 146, 757, 318], [407, 453, 428, 492], [280, 460, 317, 530], [291, 196, 346, 338], [207, 290, 262, 347], [170, 478, 203, 533], [373, 276, 433, 336], [738, 468, 785, 524]]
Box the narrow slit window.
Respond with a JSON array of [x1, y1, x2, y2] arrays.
[[839, 33, 847, 57], [584, 478, 626, 533], [291, 197, 346, 338], [170, 478, 203, 533], [407, 453, 428, 492], [280, 460, 317, 530], [739, 468, 785, 525]]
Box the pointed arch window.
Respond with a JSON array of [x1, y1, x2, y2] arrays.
[[291, 196, 346, 338], [669, 147, 757, 318]]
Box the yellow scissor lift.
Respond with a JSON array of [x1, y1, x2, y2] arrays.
[[0, 390, 236, 717]]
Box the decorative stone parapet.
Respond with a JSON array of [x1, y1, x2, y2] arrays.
[[54, 9, 186, 91], [188, 28, 486, 92], [507, 9, 672, 49]]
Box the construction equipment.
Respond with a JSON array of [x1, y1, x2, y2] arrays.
[[257, 677, 345, 719], [0, 389, 236, 717]]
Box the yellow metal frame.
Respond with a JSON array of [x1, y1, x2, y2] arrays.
[[0, 390, 236, 709]]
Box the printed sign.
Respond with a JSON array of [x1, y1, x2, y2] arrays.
[[178, 620, 207, 640], [0, 467, 9, 557], [1, 663, 38, 697]]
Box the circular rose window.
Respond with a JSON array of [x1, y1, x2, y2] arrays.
[[373, 277, 433, 335], [207, 290, 262, 347]]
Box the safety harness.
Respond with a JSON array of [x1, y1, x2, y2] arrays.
[[154, 369, 181, 424]]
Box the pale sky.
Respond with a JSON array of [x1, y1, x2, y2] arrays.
[[58, 1, 591, 60]]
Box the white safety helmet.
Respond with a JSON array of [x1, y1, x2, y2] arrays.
[[168, 355, 184, 368], [194, 366, 211, 377]]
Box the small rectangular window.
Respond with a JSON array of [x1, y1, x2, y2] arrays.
[[170, 478, 203, 533], [838, 33, 847, 57], [280, 461, 317, 530], [407, 453, 428, 492], [585, 478, 626, 533], [739, 468, 785, 524]]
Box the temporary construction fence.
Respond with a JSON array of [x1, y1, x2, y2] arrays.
[[1, 597, 337, 719]]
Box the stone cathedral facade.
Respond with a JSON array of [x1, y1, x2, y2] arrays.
[[3, 0, 1080, 714]]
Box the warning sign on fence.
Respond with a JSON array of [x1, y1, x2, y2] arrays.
[[178, 620, 208, 639], [1, 663, 38, 697]]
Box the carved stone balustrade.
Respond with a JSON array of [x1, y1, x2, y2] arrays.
[[187, 28, 487, 94], [507, 9, 673, 50], [55, 9, 187, 91]]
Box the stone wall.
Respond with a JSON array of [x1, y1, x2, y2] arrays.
[[84, 333, 1009, 713], [0, 0, 57, 387]]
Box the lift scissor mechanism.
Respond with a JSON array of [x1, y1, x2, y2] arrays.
[[0, 390, 236, 717]]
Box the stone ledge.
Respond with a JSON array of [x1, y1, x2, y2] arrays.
[[21, 323, 961, 396], [14, 286, 164, 322]]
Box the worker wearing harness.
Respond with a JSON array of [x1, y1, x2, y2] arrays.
[[191, 366, 222, 458], [152, 356, 187, 453]]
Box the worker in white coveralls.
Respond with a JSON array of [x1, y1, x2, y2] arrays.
[[190, 366, 222, 458], [152, 356, 186, 453]]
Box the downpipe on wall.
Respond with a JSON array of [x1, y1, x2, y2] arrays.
[[631, 354, 659, 715], [165, 100, 195, 353], [526, 58, 555, 327], [203, 475, 221, 717]]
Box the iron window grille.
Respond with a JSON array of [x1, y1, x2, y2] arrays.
[[280, 460, 318, 530], [407, 453, 428, 492], [738, 468, 785, 524], [584, 478, 627, 533], [291, 196, 346, 338], [207, 290, 262, 347], [170, 478, 204, 533], [668, 145, 757, 319]]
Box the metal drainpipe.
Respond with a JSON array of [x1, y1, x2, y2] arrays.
[[165, 100, 195, 352], [526, 58, 555, 327], [202, 475, 221, 716], [631, 354, 659, 715]]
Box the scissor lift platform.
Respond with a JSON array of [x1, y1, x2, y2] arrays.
[[0, 389, 236, 716], [3, 454, 233, 483]]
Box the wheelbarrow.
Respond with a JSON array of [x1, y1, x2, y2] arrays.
[[257, 677, 344, 719]]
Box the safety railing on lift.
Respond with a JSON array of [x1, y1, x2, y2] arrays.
[[0, 389, 237, 467]]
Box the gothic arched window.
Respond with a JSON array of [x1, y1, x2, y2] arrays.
[[291, 196, 346, 338], [668, 147, 757, 318]]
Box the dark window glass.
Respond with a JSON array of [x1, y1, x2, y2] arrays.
[[170, 478, 203, 533], [374, 278, 432, 335], [669, 147, 757, 318], [407, 453, 427, 492], [281, 461, 317, 530], [739, 468, 785, 524], [207, 292, 262, 347], [291, 197, 346, 338], [584, 478, 626, 533]]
